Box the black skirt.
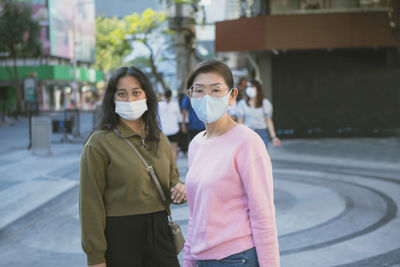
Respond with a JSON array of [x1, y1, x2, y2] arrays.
[[104, 210, 180, 267]]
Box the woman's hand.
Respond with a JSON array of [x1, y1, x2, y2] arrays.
[[89, 263, 106, 267], [171, 182, 186, 204], [272, 137, 280, 147]]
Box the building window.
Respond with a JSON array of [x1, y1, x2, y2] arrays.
[[270, 0, 388, 15]]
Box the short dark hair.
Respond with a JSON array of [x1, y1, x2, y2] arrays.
[[97, 66, 161, 149], [186, 60, 234, 90], [164, 89, 172, 99]]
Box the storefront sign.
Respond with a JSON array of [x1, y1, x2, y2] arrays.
[[24, 77, 36, 102]]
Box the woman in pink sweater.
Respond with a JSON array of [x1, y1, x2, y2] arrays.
[[183, 60, 280, 267]]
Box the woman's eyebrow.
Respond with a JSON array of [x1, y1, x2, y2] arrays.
[[193, 82, 223, 86], [116, 87, 141, 91]]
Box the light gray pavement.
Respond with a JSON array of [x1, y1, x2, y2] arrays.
[[0, 117, 399, 266]]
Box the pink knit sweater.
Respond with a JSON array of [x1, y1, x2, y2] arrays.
[[183, 124, 280, 267]]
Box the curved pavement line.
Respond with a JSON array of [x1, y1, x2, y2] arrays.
[[277, 171, 398, 256], [278, 193, 354, 240], [275, 179, 348, 236], [331, 248, 400, 267]]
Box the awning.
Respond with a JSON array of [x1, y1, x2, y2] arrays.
[[0, 65, 104, 83]]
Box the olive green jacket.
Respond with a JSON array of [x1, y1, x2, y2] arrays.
[[79, 121, 181, 265]]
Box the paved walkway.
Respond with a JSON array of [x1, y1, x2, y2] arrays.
[[269, 137, 400, 170], [0, 118, 399, 266], [0, 120, 82, 230]]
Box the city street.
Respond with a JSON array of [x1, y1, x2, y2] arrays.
[[1, 0, 399, 266], [0, 117, 399, 267]]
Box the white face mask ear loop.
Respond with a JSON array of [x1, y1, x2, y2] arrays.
[[228, 88, 234, 107]]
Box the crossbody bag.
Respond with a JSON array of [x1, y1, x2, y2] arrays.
[[113, 129, 185, 254]]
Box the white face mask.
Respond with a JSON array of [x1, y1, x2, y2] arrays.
[[115, 99, 148, 121], [191, 90, 231, 124], [245, 86, 257, 98]]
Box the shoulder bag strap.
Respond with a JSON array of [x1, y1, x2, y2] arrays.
[[113, 129, 173, 219]]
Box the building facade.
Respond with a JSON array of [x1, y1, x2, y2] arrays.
[[0, 0, 103, 114], [215, 0, 400, 137]]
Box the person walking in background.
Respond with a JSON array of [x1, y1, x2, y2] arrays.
[[181, 93, 205, 142], [235, 76, 248, 102], [79, 66, 186, 267], [183, 60, 280, 267], [237, 79, 281, 148], [159, 89, 181, 160], [230, 76, 247, 122]]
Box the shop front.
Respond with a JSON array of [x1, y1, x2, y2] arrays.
[[0, 65, 104, 113]]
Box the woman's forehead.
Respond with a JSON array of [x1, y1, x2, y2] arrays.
[[193, 72, 226, 85], [117, 75, 141, 88]]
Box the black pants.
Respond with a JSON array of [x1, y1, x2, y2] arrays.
[[104, 211, 179, 267]]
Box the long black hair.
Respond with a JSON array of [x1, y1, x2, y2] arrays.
[[96, 66, 161, 149], [246, 79, 264, 108]]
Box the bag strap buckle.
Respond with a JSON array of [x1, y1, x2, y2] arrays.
[[147, 165, 154, 173]]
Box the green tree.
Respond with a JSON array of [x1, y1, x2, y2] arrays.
[[95, 8, 182, 91], [125, 8, 172, 91], [0, 2, 42, 115], [93, 15, 131, 77]]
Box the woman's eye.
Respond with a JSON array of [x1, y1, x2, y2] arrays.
[[193, 87, 204, 93], [133, 91, 140, 96], [118, 92, 126, 97]]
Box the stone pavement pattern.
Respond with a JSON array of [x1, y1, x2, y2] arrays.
[[0, 118, 399, 266]]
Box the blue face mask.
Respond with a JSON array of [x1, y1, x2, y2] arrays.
[[191, 90, 232, 124]]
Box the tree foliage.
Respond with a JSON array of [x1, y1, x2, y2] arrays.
[[94, 8, 172, 89], [125, 8, 168, 34], [93, 15, 131, 76], [0, 2, 42, 114], [0, 2, 41, 58], [95, 8, 180, 91], [124, 8, 171, 91]]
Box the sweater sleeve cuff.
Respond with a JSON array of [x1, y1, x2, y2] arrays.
[[87, 252, 106, 266]]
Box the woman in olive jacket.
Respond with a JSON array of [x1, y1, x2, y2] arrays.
[[79, 66, 186, 267]]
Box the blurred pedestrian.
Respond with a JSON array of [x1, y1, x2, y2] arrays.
[[236, 76, 248, 102], [181, 94, 205, 142], [237, 79, 281, 148], [230, 77, 247, 122], [159, 89, 181, 160], [79, 66, 186, 267], [183, 60, 280, 267]]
